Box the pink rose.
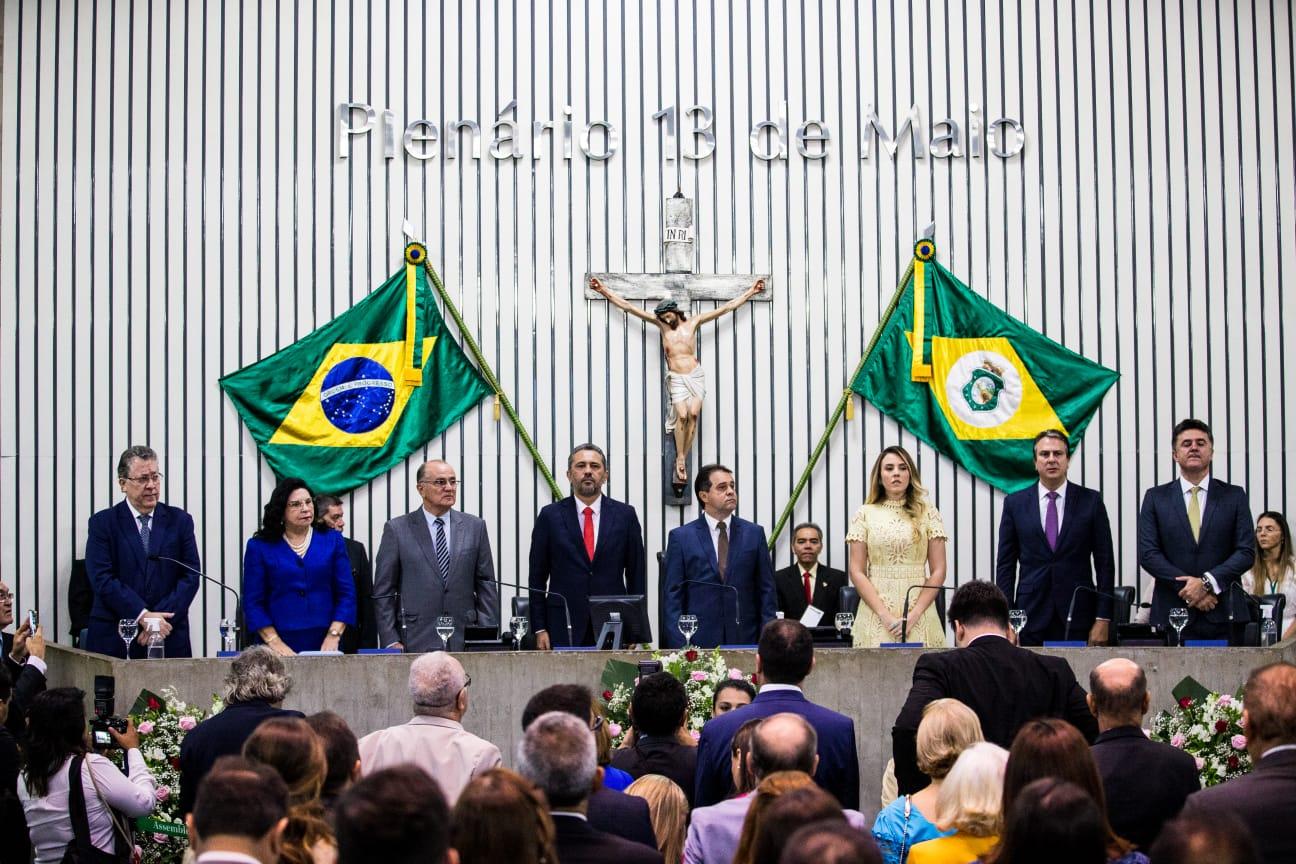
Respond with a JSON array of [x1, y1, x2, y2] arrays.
[[178, 716, 197, 731], [690, 671, 708, 682], [1194, 756, 1205, 770], [728, 668, 743, 680], [1218, 694, 1234, 706], [1170, 733, 1186, 748], [1232, 734, 1247, 750], [607, 723, 622, 738], [152, 833, 168, 843], [136, 721, 155, 735], [690, 730, 701, 742], [154, 785, 170, 802]]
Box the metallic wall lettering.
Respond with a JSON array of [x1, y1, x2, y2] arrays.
[[652, 104, 677, 160], [684, 105, 716, 160], [749, 100, 789, 160], [336, 102, 376, 158], [862, 103, 927, 159], [490, 100, 524, 159], [795, 120, 830, 159], [928, 120, 963, 158], [988, 118, 1026, 158], [403, 120, 439, 160], [580, 121, 618, 160], [445, 120, 482, 160]]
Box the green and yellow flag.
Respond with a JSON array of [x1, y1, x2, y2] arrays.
[[220, 245, 492, 494], [851, 240, 1118, 493]]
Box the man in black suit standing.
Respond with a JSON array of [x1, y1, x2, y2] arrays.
[[518, 711, 664, 864], [892, 580, 1097, 795], [529, 444, 646, 648], [314, 496, 377, 652], [610, 672, 698, 804], [774, 523, 848, 622], [1187, 662, 1296, 864], [1088, 658, 1198, 849], [1138, 418, 1254, 642], [996, 430, 1116, 645]]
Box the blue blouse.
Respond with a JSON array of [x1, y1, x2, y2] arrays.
[[243, 529, 357, 643], [872, 795, 954, 864]]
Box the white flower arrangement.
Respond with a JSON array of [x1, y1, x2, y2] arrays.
[[601, 648, 753, 746], [1151, 688, 1251, 787]]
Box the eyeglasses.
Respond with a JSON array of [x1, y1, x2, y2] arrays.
[[0, 592, 12, 603], [125, 472, 164, 485], [420, 478, 459, 488], [286, 500, 314, 510]]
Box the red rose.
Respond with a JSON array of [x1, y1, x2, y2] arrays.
[[1215, 719, 1229, 733], [148, 698, 161, 711], [170, 756, 181, 770], [1178, 697, 1192, 709], [685, 649, 699, 662], [1227, 755, 1240, 770], [750, 673, 758, 683], [601, 690, 613, 702]]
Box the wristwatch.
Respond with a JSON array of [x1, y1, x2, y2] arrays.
[[328, 628, 344, 637], [1199, 575, 1215, 594]]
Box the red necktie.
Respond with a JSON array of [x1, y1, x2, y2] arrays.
[[583, 507, 596, 561], [803, 571, 813, 604]]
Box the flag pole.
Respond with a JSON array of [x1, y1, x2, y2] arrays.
[[418, 257, 564, 502], [768, 255, 917, 547]]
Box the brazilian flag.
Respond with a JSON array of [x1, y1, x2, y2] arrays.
[[852, 240, 1119, 493], [220, 245, 492, 494]]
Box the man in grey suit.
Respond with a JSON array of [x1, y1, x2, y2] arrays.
[[374, 460, 499, 651]]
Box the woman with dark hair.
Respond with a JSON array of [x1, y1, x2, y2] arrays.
[[17, 687, 156, 863], [846, 446, 948, 647], [242, 717, 335, 864], [713, 679, 757, 716], [1244, 511, 1296, 640], [989, 718, 1147, 864], [452, 768, 559, 864], [988, 778, 1107, 864], [750, 785, 847, 864], [244, 477, 356, 655]]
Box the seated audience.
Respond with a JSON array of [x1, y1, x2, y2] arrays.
[[305, 711, 361, 810], [517, 710, 664, 864], [1147, 810, 1260, 864], [905, 741, 1007, 864], [185, 756, 289, 864], [522, 684, 657, 849], [594, 695, 635, 791], [179, 646, 304, 816], [18, 687, 156, 864], [451, 768, 558, 864], [1087, 658, 1198, 848], [358, 652, 500, 802], [713, 679, 757, 717], [696, 620, 859, 808], [626, 774, 689, 864], [1187, 662, 1296, 864], [1001, 717, 1146, 864], [780, 822, 883, 864], [334, 765, 455, 864], [729, 718, 762, 796], [873, 698, 983, 864], [612, 672, 699, 803], [744, 782, 846, 864], [241, 717, 335, 864], [985, 778, 1108, 864]]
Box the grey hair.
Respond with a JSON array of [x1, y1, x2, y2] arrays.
[[223, 646, 293, 704], [515, 710, 596, 807], [791, 522, 823, 541], [117, 445, 158, 479], [408, 652, 466, 716]]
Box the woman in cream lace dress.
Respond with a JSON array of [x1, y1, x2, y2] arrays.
[[846, 445, 948, 648]]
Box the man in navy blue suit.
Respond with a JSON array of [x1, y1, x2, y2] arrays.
[[1138, 419, 1254, 643], [529, 444, 646, 648], [996, 429, 1116, 645], [693, 619, 859, 809], [663, 464, 776, 648], [84, 445, 201, 657]]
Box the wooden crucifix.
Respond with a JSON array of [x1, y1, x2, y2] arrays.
[[586, 194, 772, 505]]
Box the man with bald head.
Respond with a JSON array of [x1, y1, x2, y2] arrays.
[[1088, 658, 1198, 849], [357, 652, 500, 803], [374, 461, 499, 651]]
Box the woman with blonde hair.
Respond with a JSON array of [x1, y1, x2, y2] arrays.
[[626, 774, 688, 864], [846, 446, 948, 647], [906, 741, 1008, 864], [872, 698, 984, 864], [242, 717, 336, 864], [452, 768, 558, 864]]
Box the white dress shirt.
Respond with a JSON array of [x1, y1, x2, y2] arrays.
[[574, 495, 603, 547], [1038, 481, 1068, 533], [703, 512, 732, 564], [125, 500, 156, 621], [195, 853, 264, 864], [423, 508, 454, 555], [1179, 474, 1220, 593]]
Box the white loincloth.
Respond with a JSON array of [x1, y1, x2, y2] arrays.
[[664, 366, 706, 433]]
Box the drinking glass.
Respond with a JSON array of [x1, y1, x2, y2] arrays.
[[677, 614, 699, 647], [218, 618, 238, 653], [436, 616, 456, 647], [509, 616, 530, 649], [834, 612, 855, 639], [1168, 607, 1190, 646], [1008, 609, 1028, 636], [117, 619, 139, 660]]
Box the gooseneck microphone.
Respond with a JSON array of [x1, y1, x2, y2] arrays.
[[680, 579, 741, 625], [148, 554, 240, 610], [1064, 585, 1118, 641], [900, 583, 959, 643], [496, 580, 574, 647]]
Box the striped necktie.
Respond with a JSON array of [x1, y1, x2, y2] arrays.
[[434, 517, 451, 585]]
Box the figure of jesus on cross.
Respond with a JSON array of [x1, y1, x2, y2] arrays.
[[589, 276, 765, 489]]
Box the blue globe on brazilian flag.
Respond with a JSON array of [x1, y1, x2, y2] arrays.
[[220, 247, 492, 494], [852, 241, 1118, 493]]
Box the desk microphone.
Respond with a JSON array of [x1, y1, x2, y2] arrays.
[[680, 579, 741, 625], [900, 583, 958, 643], [148, 554, 240, 611], [1224, 579, 1258, 624], [495, 580, 574, 647], [1064, 585, 1119, 641]]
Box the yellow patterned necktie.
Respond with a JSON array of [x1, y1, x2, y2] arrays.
[[1188, 486, 1202, 541]]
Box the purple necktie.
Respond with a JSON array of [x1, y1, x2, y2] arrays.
[[1045, 491, 1060, 550]]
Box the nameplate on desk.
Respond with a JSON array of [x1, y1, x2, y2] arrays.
[[215, 651, 239, 658], [1184, 639, 1229, 648], [357, 648, 404, 655], [1043, 640, 1087, 648], [298, 650, 345, 656], [880, 642, 924, 649], [717, 644, 758, 650], [555, 646, 604, 652]]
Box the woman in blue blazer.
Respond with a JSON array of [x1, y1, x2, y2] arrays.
[[243, 478, 356, 654]]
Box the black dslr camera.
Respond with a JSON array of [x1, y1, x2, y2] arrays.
[[90, 675, 128, 748]]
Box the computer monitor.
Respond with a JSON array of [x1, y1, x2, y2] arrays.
[[588, 595, 653, 648]]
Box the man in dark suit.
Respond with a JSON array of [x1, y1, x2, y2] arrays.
[[694, 619, 859, 808], [0, 580, 46, 740], [518, 710, 663, 864], [892, 580, 1097, 795], [1187, 662, 1296, 864], [373, 460, 499, 652], [664, 464, 777, 648], [1138, 418, 1255, 642], [610, 672, 698, 804], [84, 445, 201, 658], [529, 444, 646, 648], [314, 496, 377, 652], [996, 429, 1117, 645], [178, 647, 304, 816], [1088, 658, 1198, 849], [774, 522, 848, 622]]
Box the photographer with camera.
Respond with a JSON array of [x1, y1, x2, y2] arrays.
[[17, 687, 157, 863]]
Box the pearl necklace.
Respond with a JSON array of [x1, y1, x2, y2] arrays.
[[286, 527, 312, 557]]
